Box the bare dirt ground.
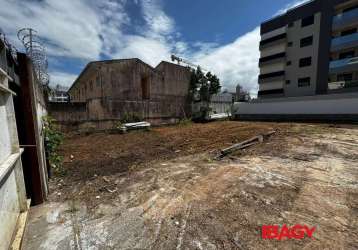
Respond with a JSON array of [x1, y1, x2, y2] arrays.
[[22, 121, 358, 250]]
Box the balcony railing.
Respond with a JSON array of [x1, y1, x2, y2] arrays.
[[333, 8, 358, 30], [331, 33, 358, 51]]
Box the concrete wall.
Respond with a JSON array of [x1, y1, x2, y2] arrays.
[[210, 93, 233, 114], [233, 92, 358, 121], [285, 12, 322, 97], [0, 55, 27, 249], [49, 102, 87, 123], [57, 59, 191, 130]]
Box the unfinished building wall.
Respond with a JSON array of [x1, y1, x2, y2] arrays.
[[61, 59, 191, 129], [0, 44, 27, 250]]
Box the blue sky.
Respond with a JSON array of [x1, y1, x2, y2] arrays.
[[0, 0, 308, 94]]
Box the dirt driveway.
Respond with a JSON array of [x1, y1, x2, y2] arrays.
[[22, 121, 358, 249]]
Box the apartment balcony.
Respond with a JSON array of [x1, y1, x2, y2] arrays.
[[332, 8, 358, 31], [259, 33, 286, 50], [259, 52, 286, 66], [258, 70, 285, 84], [329, 57, 358, 74], [331, 33, 358, 52]]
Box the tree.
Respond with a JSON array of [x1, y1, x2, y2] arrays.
[[189, 67, 221, 103]]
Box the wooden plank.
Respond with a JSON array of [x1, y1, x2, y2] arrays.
[[219, 131, 276, 157], [17, 53, 45, 205]]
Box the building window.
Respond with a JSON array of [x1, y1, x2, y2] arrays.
[[298, 77, 310, 87], [90, 80, 93, 91], [339, 51, 355, 59], [286, 80, 291, 84], [300, 36, 313, 47], [287, 41, 293, 47], [288, 22, 294, 28], [286, 61, 292, 66], [299, 57, 312, 67], [141, 77, 150, 100], [301, 15, 314, 27]]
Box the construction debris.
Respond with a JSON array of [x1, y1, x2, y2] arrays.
[[119, 121, 151, 133], [218, 131, 276, 158], [209, 113, 231, 120]]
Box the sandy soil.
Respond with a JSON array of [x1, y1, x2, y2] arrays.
[[23, 121, 358, 250]]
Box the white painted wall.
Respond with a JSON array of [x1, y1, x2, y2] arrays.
[[260, 62, 285, 75], [259, 81, 284, 91], [233, 94, 358, 115], [260, 43, 286, 58], [261, 26, 287, 40]]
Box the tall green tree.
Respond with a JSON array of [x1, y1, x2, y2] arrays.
[[189, 67, 221, 103]]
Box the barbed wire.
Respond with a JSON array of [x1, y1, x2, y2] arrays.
[[18, 28, 49, 86]]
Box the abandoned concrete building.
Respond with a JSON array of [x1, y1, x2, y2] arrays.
[[50, 58, 192, 130]]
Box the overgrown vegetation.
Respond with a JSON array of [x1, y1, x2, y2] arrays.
[[43, 116, 64, 173], [189, 67, 221, 103], [189, 67, 221, 121]]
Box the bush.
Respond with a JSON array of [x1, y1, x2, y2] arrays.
[[43, 116, 64, 172]]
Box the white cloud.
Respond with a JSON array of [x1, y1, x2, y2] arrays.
[[141, 0, 174, 36], [115, 35, 172, 66], [0, 0, 304, 94], [194, 28, 260, 94], [50, 72, 78, 87], [0, 0, 103, 59], [276, 0, 311, 15]]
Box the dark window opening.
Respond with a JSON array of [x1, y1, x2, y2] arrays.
[[286, 80, 291, 84], [300, 36, 313, 47], [259, 52, 286, 64], [288, 41, 293, 47], [341, 28, 357, 36], [260, 33, 286, 47], [301, 15, 314, 27], [258, 88, 284, 96], [339, 50, 355, 59], [90, 80, 93, 91], [337, 73, 353, 82], [299, 57, 312, 67], [259, 71, 285, 80], [288, 22, 294, 28], [141, 77, 150, 100], [286, 61, 292, 66], [298, 77, 310, 87], [96, 75, 100, 86]]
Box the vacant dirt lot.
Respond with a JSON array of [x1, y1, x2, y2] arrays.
[[23, 121, 358, 250]]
